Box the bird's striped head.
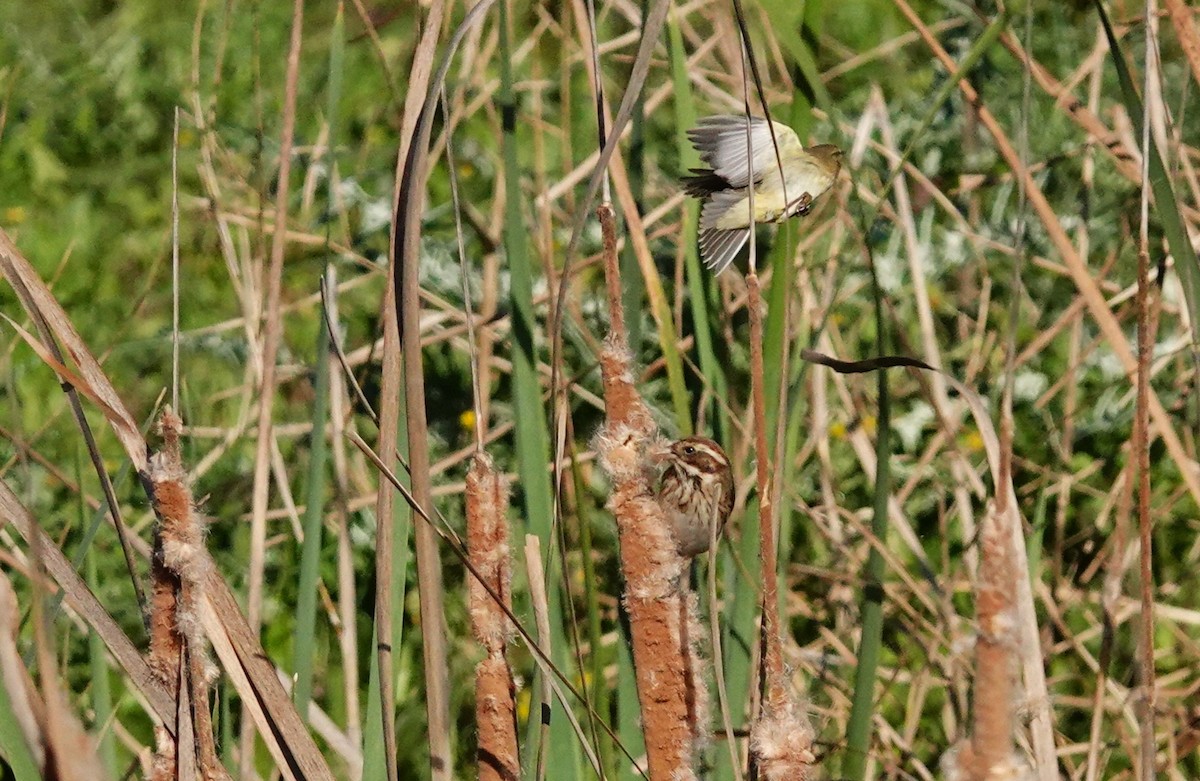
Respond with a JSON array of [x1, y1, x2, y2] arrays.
[[655, 437, 730, 481]]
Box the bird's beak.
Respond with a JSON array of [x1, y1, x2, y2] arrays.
[[648, 440, 672, 464]]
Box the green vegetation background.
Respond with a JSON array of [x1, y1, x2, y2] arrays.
[[0, 0, 1197, 778]]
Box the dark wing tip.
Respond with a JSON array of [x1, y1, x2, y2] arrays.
[[681, 169, 729, 197]]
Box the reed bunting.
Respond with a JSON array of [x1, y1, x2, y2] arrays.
[[652, 437, 734, 558]]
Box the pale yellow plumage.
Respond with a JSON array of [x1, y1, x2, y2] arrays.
[[682, 115, 842, 273]]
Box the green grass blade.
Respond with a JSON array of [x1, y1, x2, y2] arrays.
[[669, 8, 728, 439], [651, 271, 694, 437], [713, 501, 762, 780], [296, 2, 342, 716], [842, 254, 893, 780], [1028, 486, 1050, 576], [1094, 0, 1200, 353], [86, 548, 118, 777], [0, 670, 40, 781], [362, 388, 412, 774], [498, 1, 581, 775], [758, 0, 832, 114], [361, 627, 387, 780], [220, 683, 235, 775], [293, 302, 331, 714], [499, 0, 553, 571], [569, 441, 616, 777]]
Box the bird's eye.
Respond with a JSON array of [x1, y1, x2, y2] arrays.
[[683, 445, 696, 455]]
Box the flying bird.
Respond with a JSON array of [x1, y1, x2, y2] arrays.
[[682, 115, 842, 274]]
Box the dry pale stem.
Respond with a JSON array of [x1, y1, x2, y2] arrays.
[[1133, 249, 1157, 779], [243, 0, 305, 774], [599, 204, 627, 347], [390, 3, 455, 777], [745, 272, 782, 694], [596, 201, 699, 780], [466, 453, 519, 781], [745, 272, 815, 780]]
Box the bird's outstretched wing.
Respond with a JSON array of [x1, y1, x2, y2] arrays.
[[686, 115, 802, 189], [698, 226, 750, 275]]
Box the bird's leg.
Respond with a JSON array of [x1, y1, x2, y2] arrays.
[[788, 192, 813, 217]]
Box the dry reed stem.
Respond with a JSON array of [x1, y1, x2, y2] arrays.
[[1135, 116, 1160, 781], [246, 0, 304, 631], [321, 271, 363, 770], [0, 553, 108, 780], [1135, 10, 1164, 775], [595, 201, 698, 780], [375, 3, 450, 779], [392, 2, 459, 777], [0, 478, 178, 728], [466, 453, 519, 781], [0, 233, 332, 779], [242, 0, 305, 774], [1134, 246, 1158, 780], [683, 591, 712, 759], [745, 269, 815, 779]]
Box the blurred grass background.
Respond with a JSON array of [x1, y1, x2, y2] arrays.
[[1, 0, 1198, 778]]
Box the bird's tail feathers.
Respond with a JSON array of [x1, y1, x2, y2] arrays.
[[698, 227, 749, 275], [696, 187, 750, 273]]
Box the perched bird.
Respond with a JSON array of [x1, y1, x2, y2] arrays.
[[682, 115, 843, 274], [652, 437, 735, 558]]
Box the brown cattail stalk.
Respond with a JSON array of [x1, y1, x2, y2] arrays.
[[466, 453, 519, 781], [148, 408, 228, 781], [953, 503, 1020, 780], [594, 202, 701, 779]]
